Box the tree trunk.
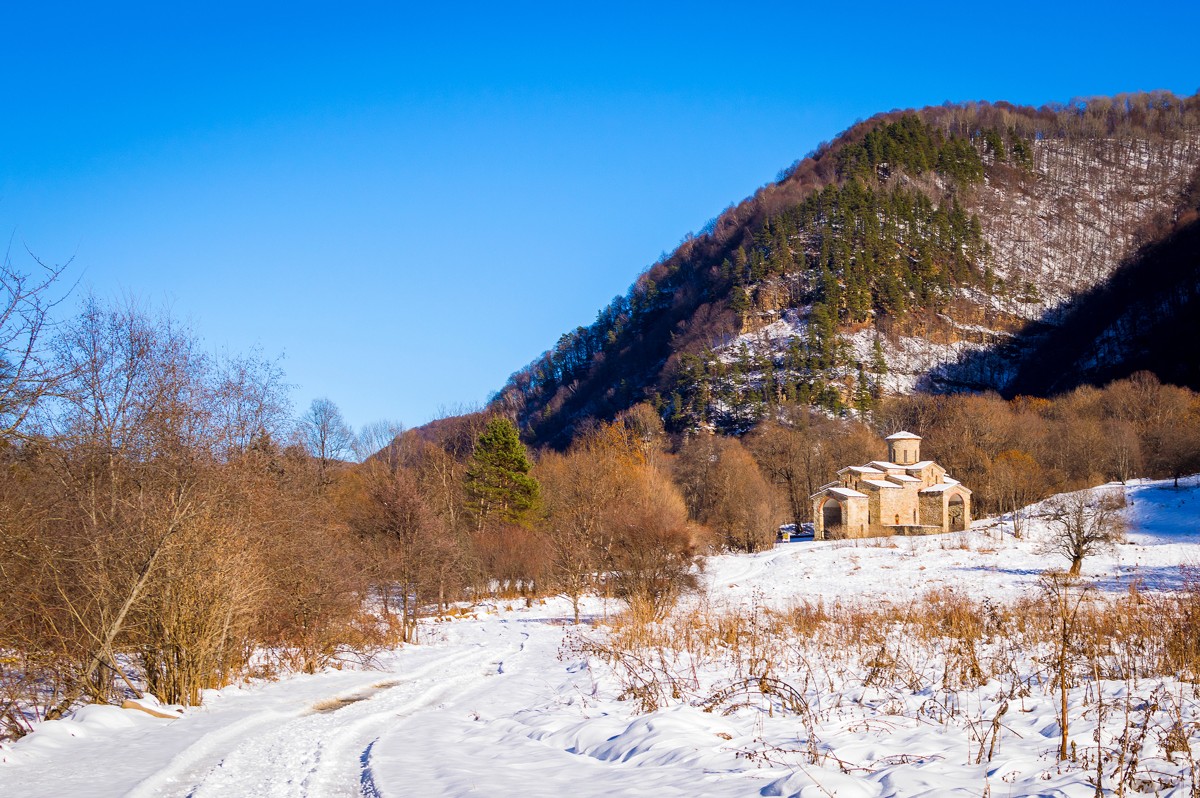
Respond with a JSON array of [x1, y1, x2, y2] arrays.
[[46, 531, 173, 720]]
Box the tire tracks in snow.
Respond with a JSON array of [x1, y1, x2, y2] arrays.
[[125, 635, 511, 798]]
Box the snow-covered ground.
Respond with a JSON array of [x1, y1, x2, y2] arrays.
[[708, 476, 1200, 608], [3, 477, 1200, 797]]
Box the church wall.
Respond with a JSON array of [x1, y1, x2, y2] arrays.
[[919, 493, 945, 531], [844, 497, 869, 538], [866, 492, 883, 535], [878, 488, 906, 527]]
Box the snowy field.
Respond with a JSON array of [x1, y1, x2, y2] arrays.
[[707, 476, 1200, 609], [3, 477, 1200, 797]]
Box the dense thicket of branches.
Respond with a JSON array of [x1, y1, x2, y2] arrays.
[[0, 296, 374, 735], [492, 92, 1200, 446]]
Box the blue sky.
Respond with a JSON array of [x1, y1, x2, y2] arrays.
[[4, 2, 1198, 432]]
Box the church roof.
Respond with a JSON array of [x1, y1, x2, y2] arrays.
[[885, 431, 922, 441], [862, 479, 903, 490], [841, 465, 885, 475], [920, 481, 970, 494], [826, 486, 868, 499]]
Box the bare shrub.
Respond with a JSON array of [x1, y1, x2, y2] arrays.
[[0, 297, 381, 734], [471, 523, 548, 602], [1040, 488, 1127, 575], [345, 461, 459, 643]]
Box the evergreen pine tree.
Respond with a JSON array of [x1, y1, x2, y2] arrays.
[[984, 128, 1007, 162], [465, 417, 540, 528], [853, 364, 874, 415], [871, 337, 889, 376]]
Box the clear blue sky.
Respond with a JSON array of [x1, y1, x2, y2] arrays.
[[4, 2, 1197, 432]]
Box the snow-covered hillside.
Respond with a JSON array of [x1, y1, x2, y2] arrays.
[[720, 134, 1200, 401], [3, 477, 1200, 797]]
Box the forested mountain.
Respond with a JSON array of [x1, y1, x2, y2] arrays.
[[491, 92, 1200, 447]]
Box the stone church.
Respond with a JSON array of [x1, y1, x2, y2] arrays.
[[810, 432, 971, 539]]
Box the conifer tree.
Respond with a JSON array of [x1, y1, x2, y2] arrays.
[[464, 417, 540, 528], [871, 337, 889, 376], [853, 364, 874, 415]]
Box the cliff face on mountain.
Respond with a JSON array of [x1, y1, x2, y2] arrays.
[[491, 93, 1200, 447]]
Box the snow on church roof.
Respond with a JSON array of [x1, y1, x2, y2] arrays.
[[841, 465, 885, 475], [862, 479, 903, 490], [826, 486, 868, 499], [885, 431, 922, 441], [920, 481, 969, 494]]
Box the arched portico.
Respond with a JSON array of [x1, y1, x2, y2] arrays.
[[821, 496, 845, 539], [811, 487, 870, 540], [947, 490, 969, 532]]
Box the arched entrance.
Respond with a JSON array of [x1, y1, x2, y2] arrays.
[[822, 497, 845, 539], [948, 493, 966, 532]]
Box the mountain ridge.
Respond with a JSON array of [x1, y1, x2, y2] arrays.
[[490, 92, 1200, 447]]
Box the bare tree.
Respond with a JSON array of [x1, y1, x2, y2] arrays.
[[676, 434, 781, 552], [991, 449, 1042, 538], [1104, 419, 1143, 485], [536, 420, 700, 621], [607, 463, 698, 620], [746, 409, 879, 526], [0, 296, 371, 731], [352, 419, 405, 463], [0, 248, 70, 440], [745, 420, 810, 529], [298, 397, 354, 484], [1041, 488, 1126, 576], [348, 462, 447, 642], [536, 449, 602, 623], [211, 348, 291, 457], [535, 426, 645, 623]]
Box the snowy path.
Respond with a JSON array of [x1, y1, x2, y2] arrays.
[[358, 619, 755, 797], [2, 630, 494, 798], [129, 638, 495, 798], [1, 612, 764, 797]]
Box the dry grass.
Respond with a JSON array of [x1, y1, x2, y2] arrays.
[[567, 573, 1200, 790]]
